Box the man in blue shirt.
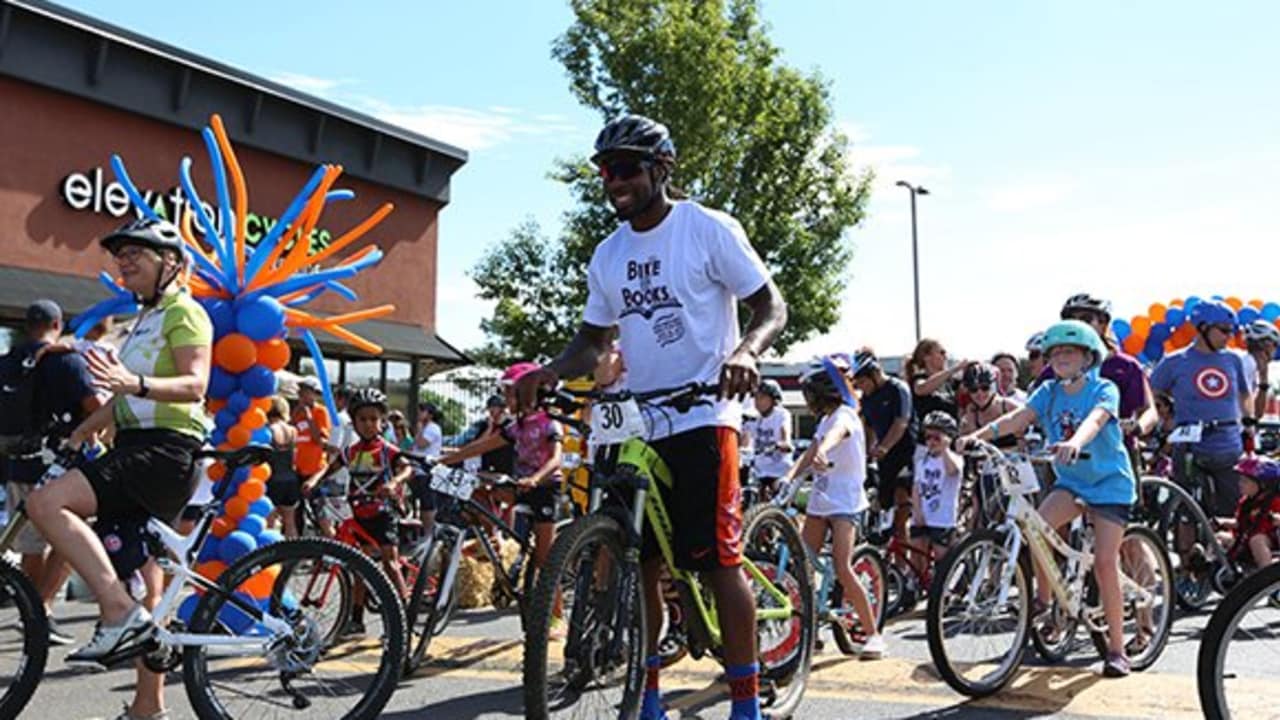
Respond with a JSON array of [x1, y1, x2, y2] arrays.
[[1150, 299, 1253, 516]]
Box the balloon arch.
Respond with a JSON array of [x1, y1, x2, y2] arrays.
[[1112, 297, 1280, 365]]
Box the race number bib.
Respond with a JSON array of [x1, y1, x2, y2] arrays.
[[1169, 423, 1204, 444], [430, 466, 479, 501], [1007, 457, 1041, 496], [590, 398, 646, 445]]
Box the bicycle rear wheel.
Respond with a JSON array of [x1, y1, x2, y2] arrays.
[[1197, 561, 1280, 719], [1087, 525, 1174, 671], [831, 545, 887, 655], [0, 560, 47, 720], [523, 514, 644, 720], [1142, 476, 1217, 612], [183, 537, 405, 720], [926, 529, 1031, 697]]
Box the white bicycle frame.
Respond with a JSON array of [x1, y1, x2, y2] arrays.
[[976, 443, 1155, 635]]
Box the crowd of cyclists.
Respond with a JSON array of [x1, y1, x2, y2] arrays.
[[0, 111, 1277, 720]]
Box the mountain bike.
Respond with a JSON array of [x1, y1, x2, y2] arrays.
[[522, 383, 815, 720], [1196, 559, 1280, 719], [0, 443, 406, 719], [926, 441, 1174, 697]]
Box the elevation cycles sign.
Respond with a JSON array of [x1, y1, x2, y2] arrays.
[[61, 166, 333, 252]]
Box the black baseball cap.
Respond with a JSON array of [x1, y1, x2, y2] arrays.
[[486, 394, 505, 409], [25, 299, 63, 328]]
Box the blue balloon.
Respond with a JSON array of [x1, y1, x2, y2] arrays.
[[240, 365, 277, 398], [1143, 334, 1165, 362], [238, 515, 266, 538], [227, 391, 252, 415], [208, 367, 239, 400], [1185, 296, 1203, 312], [233, 466, 252, 482], [1263, 303, 1280, 322], [202, 299, 236, 338], [1111, 318, 1131, 341], [258, 529, 284, 547], [281, 589, 299, 611], [1150, 323, 1172, 343], [251, 428, 272, 446], [177, 593, 201, 624], [217, 591, 259, 634], [210, 428, 227, 446], [236, 296, 287, 342], [1240, 307, 1261, 324], [197, 537, 221, 563], [214, 409, 239, 431], [250, 498, 274, 517], [219, 531, 258, 564], [1166, 308, 1185, 327]]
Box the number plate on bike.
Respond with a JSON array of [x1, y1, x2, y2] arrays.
[[430, 466, 479, 501], [590, 398, 646, 445], [1169, 423, 1203, 443], [1007, 457, 1040, 495]]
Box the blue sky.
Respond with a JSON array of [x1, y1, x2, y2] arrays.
[[63, 1, 1280, 363]]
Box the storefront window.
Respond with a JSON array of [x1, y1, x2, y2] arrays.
[[344, 360, 382, 390], [385, 361, 412, 415], [298, 357, 340, 385]]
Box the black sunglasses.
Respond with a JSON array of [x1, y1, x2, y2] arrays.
[[597, 158, 652, 182], [1063, 310, 1103, 324]]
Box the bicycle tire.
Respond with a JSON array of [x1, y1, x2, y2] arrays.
[[742, 504, 815, 717], [831, 545, 887, 655], [926, 529, 1031, 698], [1152, 481, 1218, 613], [1087, 525, 1175, 671], [1197, 561, 1280, 719], [271, 552, 354, 649], [883, 562, 910, 619], [0, 560, 48, 720], [183, 537, 406, 720], [523, 514, 644, 720], [405, 528, 456, 672]]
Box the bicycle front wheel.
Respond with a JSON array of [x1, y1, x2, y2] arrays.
[[1198, 561, 1280, 719], [183, 537, 406, 720], [523, 514, 644, 720], [926, 529, 1031, 697], [0, 559, 47, 720]]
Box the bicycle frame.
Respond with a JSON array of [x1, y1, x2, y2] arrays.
[[429, 489, 535, 617]]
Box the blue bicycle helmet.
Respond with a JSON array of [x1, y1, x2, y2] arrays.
[[1040, 320, 1107, 370], [852, 349, 880, 378], [1189, 299, 1239, 330]]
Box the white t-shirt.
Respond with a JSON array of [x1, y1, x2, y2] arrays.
[[805, 406, 868, 517], [582, 201, 770, 440], [913, 446, 962, 529], [417, 421, 443, 460], [750, 408, 792, 478]]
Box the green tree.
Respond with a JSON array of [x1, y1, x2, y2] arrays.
[[470, 0, 871, 362], [418, 388, 467, 436]]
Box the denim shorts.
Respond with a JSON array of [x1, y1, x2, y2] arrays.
[[807, 511, 862, 525], [1049, 487, 1131, 526]]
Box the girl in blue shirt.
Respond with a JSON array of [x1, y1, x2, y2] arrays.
[[958, 320, 1137, 678]]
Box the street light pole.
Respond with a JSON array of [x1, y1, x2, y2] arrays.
[[895, 180, 929, 343]]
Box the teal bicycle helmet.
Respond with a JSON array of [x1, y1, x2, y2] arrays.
[[1041, 320, 1107, 370]]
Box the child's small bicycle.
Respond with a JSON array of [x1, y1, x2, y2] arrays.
[[927, 440, 1174, 697]]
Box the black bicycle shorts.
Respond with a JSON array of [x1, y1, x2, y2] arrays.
[[353, 507, 399, 548], [642, 426, 743, 572], [520, 485, 559, 524], [82, 429, 202, 524], [267, 472, 302, 508], [878, 443, 915, 501]]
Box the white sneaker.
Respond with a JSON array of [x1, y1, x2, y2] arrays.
[[860, 634, 887, 660], [67, 604, 155, 665]]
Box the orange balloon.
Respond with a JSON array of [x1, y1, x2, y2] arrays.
[[241, 408, 267, 430], [227, 424, 252, 448], [226, 497, 250, 520], [250, 464, 272, 482], [214, 333, 257, 374], [1226, 296, 1244, 311], [1123, 334, 1145, 356], [206, 398, 227, 415], [216, 441, 235, 452], [1170, 298, 1185, 307], [1148, 303, 1167, 324], [238, 565, 280, 599], [1174, 324, 1197, 347], [196, 560, 228, 581], [1230, 335, 1246, 350], [250, 397, 273, 413], [238, 478, 266, 502], [1164, 339, 1176, 353], [1249, 298, 1265, 310], [1131, 316, 1152, 337], [208, 462, 227, 481], [211, 516, 235, 539], [256, 338, 291, 372]]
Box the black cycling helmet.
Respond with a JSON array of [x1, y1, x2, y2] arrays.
[[852, 349, 881, 379], [801, 366, 841, 403], [349, 387, 389, 416], [923, 410, 959, 437], [592, 114, 676, 164], [962, 363, 999, 391], [757, 379, 784, 402], [1061, 293, 1113, 322], [100, 218, 185, 257]]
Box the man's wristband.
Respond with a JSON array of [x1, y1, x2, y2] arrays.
[[134, 374, 150, 398], [1243, 417, 1258, 428]]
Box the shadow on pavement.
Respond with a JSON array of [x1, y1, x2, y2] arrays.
[[383, 684, 524, 719]]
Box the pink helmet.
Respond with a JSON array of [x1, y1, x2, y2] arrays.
[[1235, 456, 1280, 489], [500, 362, 542, 385]]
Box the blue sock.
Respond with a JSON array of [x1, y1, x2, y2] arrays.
[[726, 662, 761, 720], [641, 655, 668, 720]]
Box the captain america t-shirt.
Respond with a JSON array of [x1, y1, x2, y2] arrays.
[[1150, 346, 1249, 456], [583, 201, 770, 440]]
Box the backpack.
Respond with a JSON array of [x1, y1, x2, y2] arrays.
[[0, 343, 46, 456]]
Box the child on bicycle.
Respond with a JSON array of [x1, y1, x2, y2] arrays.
[[958, 320, 1136, 677], [912, 411, 962, 560], [778, 357, 884, 659], [1214, 456, 1280, 571], [303, 387, 412, 634]]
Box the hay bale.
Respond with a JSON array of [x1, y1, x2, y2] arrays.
[[456, 536, 524, 609]]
